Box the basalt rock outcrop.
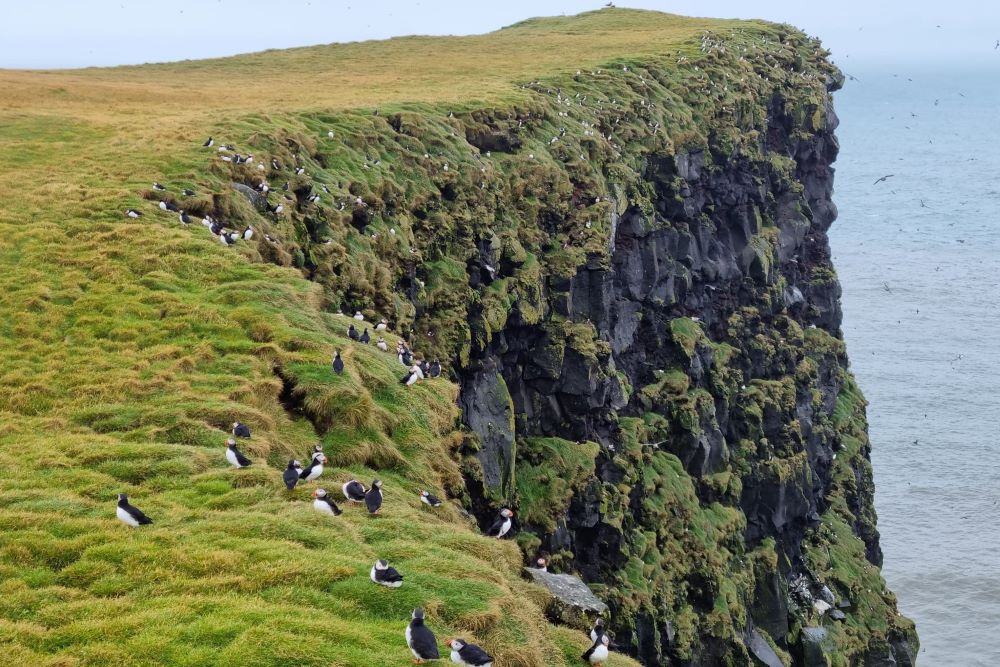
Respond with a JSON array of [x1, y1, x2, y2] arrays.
[[218, 15, 916, 666]]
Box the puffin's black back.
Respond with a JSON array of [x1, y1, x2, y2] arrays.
[[459, 643, 495, 664], [365, 486, 383, 513], [408, 618, 439, 659]]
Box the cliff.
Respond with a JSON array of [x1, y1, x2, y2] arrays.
[[0, 9, 915, 666]]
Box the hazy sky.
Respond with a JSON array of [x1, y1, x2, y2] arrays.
[[2, 0, 998, 69]]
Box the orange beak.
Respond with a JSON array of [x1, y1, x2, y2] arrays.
[[311, 490, 318, 497]]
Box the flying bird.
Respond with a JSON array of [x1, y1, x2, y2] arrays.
[[872, 174, 894, 185]]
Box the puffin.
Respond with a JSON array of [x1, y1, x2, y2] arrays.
[[116, 493, 153, 527], [446, 639, 494, 667], [582, 633, 610, 666], [202, 136, 214, 148], [370, 559, 403, 588], [534, 557, 548, 572], [283, 460, 303, 490], [359, 328, 370, 344], [348, 325, 360, 341], [152, 182, 166, 191], [365, 479, 384, 514], [125, 208, 143, 218], [232, 421, 251, 438], [428, 359, 442, 378], [182, 188, 195, 196], [406, 607, 440, 662], [179, 210, 191, 225], [401, 365, 422, 386], [486, 508, 514, 539], [342, 479, 367, 503], [590, 618, 605, 643], [225, 438, 252, 468], [312, 488, 342, 515], [375, 318, 388, 331], [376, 337, 388, 352], [159, 200, 178, 212], [332, 351, 344, 374], [242, 226, 253, 241], [419, 490, 442, 507], [353, 311, 364, 321], [299, 453, 326, 482]]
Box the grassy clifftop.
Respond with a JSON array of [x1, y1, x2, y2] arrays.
[[0, 9, 724, 666], [0, 7, 911, 667]]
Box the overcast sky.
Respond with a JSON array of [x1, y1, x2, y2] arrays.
[[2, 0, 998, 69]]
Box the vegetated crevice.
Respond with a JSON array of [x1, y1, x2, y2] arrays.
[[273, 364, 323, 439]]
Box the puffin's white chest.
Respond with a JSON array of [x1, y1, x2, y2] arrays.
[[450, 649, 465, 664], [305, 464, 323, 481], [497, 517, 511, 537], [116, 506, 139, 527], [589, 644, 609, 663], [314, 499, 336, 514], [225, 448, 240, 467]]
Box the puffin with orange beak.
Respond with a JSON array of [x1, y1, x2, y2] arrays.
[[486, 508, 514, 539]]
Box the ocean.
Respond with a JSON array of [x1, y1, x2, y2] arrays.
[[829, 66, 1000, 665]]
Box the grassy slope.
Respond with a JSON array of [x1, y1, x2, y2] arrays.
[[0, 8, 755, 666]]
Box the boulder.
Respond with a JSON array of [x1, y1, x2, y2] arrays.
[[747, 628, 784, 667], [231, 182, 267, 210], [524, 568, 608, 628], [801, 627, 834, 667]]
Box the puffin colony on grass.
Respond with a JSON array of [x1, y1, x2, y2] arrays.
[[109, 187, 608, 659]]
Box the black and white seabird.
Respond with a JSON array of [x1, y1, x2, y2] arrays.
[[332, 351, 344, 374], [225, 438, 252, 468], [202, 136, 214, 148], [590, 618, 605, 643], [299, 453, 326, 482], [353, 311, 364, 321], [376, 337, 388, 352], [232, 421, 251, 438], [419, 490, 442, 507], [534, 557, 548, 572], [486, 508, 514, 539], [446, 639, 494, 667], [312, 488, 342, 515], [582, 633, 610, 666], [210, 221, 224, 235], [182, 188, 195, 196], [116, 493, 153, 527], [152, 182, 166, 191], [159, 200, 178, 212], [242, 226, 253, 241], [342, 479, 367, 503], [428, 359, 442, 378], [359, 328, 370, 344], [283, 460, 303, 490], [375, 318, 388, 331], [347, 325, 360, 341], [179, 210, 191, 224], [406, 607, 440, 662], [370, 559, 403, 588], [365, 479, 384, 514], [125, 209, 143, 218], [295, 167, 305, 176]]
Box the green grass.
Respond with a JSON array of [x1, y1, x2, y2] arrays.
[[0, 8, 747, 666]]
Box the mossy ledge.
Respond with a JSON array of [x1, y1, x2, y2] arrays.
[[0, 8, 914, 667]]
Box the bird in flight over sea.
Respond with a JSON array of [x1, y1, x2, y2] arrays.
[[873, 174, 894, 185]]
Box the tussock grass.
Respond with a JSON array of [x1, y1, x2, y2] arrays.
[[0, 8, 672, 665]]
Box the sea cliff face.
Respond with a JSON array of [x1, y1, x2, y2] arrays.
[[219, 20, 917, 666]]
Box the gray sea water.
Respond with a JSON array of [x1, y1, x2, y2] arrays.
[[830, 67, 1000, 665]]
